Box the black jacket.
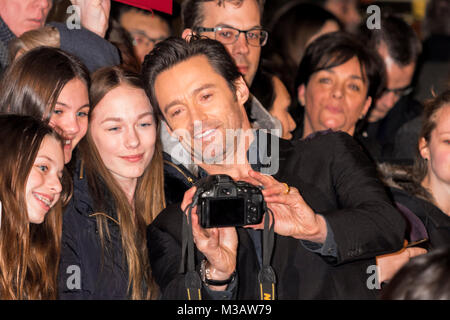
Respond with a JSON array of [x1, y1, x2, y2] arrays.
[[163, 152, 196, 206], [356, 96, 423, 164], [378, 163, 450, 249], [58, 160, 130, 299], [148, 131, 406, 299], [390, 187, 450, 250]]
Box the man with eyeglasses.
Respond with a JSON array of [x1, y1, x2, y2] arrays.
[[182, 0, 266, 86], [156, 0, 282, 205], [356, 14, 423, 163], [180, 0, 281, 133], [115, 3, 171, 63]]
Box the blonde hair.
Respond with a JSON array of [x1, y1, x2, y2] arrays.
[[8, 26, 60, 62]]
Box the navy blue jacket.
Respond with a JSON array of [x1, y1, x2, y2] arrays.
[[58, 160, 130, 299]]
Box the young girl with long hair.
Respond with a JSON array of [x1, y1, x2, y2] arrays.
[[377, 89, 450, 283], [0, 114, 66, 299], [0, 46, 90, 165], [382, 89, 450, 248], [58, 66, 165, 299]]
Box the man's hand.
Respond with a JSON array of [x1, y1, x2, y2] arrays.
[[181, 187, 238, 290], [70, 0, 111, 38], [245, 170, 328, 243]]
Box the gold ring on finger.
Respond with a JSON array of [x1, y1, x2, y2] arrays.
[[282, 183, 290, 195]]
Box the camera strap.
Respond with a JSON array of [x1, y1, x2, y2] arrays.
[[180, 202, 202, 300], [258, 207, 276, 300], [179, 193, 276, 300]]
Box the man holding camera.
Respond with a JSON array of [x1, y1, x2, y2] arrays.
[[143, 37, 406, 299]]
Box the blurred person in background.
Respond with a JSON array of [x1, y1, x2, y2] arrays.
[[357, 14, 422, 164], [264, 1, 342, 99], [251, 68, 297, 140], [413, 0, 450, 103], [8, 21, 120, 73], [113, 2, 171, 63], [318, 0, 361, 33], [0, 0, 53, 73], [106, 19, 142, 73], [394, 0, 450, 163]]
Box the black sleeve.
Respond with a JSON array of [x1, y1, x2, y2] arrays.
[[317, 132, 406, 264], [147, 205, 236, 300], [49, 22, 120, 73]]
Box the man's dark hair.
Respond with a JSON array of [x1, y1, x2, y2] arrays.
[[358, 14, 422, 66], [295, 31, 386, 100], [182, 0, 264, 29], [141, 37, 242, 119]]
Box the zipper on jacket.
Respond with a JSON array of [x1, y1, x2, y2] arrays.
[[164, 159, 195, 185]]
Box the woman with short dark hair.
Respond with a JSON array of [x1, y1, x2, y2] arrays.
[[293, 31, 385, 139]]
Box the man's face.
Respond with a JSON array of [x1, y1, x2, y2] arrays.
[[193, 0, 262, 86], [371, 44, 416, 122], [325, 0, 361, 32], [120, 10, 170, 63], [154, 55, 250, 163], [0, 0, 52, 37]]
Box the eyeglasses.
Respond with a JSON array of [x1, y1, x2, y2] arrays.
[[194, 26, 268, 47], [130, 30, 167, 48], [382, 85, 413, 98]]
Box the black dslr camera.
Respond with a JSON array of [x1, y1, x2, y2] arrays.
[[195, 175, 265, 228]]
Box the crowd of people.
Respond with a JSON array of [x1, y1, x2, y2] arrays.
[[0, 0, 449, 300]]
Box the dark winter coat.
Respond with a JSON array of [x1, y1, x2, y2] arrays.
[[58, 160, 130, 299], [149, 131, 406, 299], [379, 163, 450, 249]]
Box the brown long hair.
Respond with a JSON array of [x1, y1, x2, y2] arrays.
[[0, 114, 66, 299], [79, 66, 164, 299], [0, 46, 90, 122]]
